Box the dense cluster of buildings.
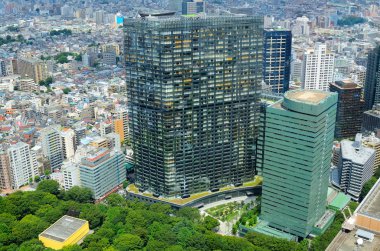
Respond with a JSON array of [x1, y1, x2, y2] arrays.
[[1, 0, 380, 245]]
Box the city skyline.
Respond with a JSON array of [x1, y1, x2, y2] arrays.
[[1, 0, 380, 250]]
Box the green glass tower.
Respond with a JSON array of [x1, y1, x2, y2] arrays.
[[124, 16, 263, 197], [261, 90, 338, 238]]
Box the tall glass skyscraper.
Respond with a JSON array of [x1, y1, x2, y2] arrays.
[[364, 46, 380, 110], [261, 90, 337, 238], [124, 16, 263, 197], [263, 28, 292, 93]]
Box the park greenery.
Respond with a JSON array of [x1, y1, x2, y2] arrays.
[[0, 179, 367, 251], [206, 201, 245, 222], [50, 29, 72, 36], [337, 16, 366, 26], [0, 35, 26, 46], [63, 88, 72, 94], [360, 176, 378, 201], [53, 52, 82, 64], [39, 76, 54, 88], [310, 211, 344, 251], [0, 180, 291, 251], [6, 26, 20, 32], [359, 167, 380, 201], [233, 196, 261, 234]]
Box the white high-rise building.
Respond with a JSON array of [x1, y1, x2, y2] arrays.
[[301, 43, 335, 91], [291, 58, 303, 82], [8, 142, 38, 189], [95, 10, 105, 25], [337, 134, 375, 201], [61, 128, 76, 160], [62, 162, 81, 191], [61, 5, 74, 18], [292, 16, 310, 36], [41, 125, 64, 170]]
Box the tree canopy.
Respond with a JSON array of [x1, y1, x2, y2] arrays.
[[0, 188, 289, 251], [36, 180, 60, 195], [50, 29, 72, 36]]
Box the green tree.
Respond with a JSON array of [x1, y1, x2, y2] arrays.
[[12, 215, 48, 244], [122, 180, 129, 188], [203, 216, 220, 231], [105, 193, 127, 207], [75, 54, 82, 61], [34, 176, 41, 182], [18, 239, 45, 251], [0, 213, 17, 227], [80, 205, 106, 229], [113, 234, 143, 251], [64, 186, 93, 203], [149, 203, 173, 215], [146, 239, 169, 251], [36, 180, 60, 195], [35, 204, 63, 223], [61, 245, 83, 251], [360, 177, 378, 201], [176, 207, 201, 222], [63, 87, 71, 94]]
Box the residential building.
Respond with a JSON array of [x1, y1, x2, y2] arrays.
[[100, 122, 113, 137], [362, 133, 380, 172], [61, 128, 76, 160], [124, 16, 263, 197], [79, 148, 126, 200], [62, 162, 81, 191], [19, 78, 39, 92], [95, 10, 105, 25], [105, 133, 121, 151], [362, 104, 380, 133], [301, 43, 335, 91], [263, 28, 292, 93], [7, 142, 38, 189], [261, 89, 338, 238], [117, 110, 129, 142], [291, 58, 302, 82], [113, 119, 124, 143], [17, 57, 48, 84], [292, 16, 310, 36], [0, 148, 11, 190], [182, 0, 205, 15], [102, 52, 116, 65], [337, 135, 375, 200], [0, 59, 6, 76], [330, 80, 364, 138], [364, 46, 380, 110], [41, 126, 64, 170], [101, 43, 120, 55]]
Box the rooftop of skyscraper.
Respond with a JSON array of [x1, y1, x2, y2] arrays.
[[340, 138, 375, 165], [285, 90, 330, 104], [331, 79, 361, 89], [356, 177, 380, 220]]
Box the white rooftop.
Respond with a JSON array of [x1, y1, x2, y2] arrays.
[[341, 139, 375, 165]]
